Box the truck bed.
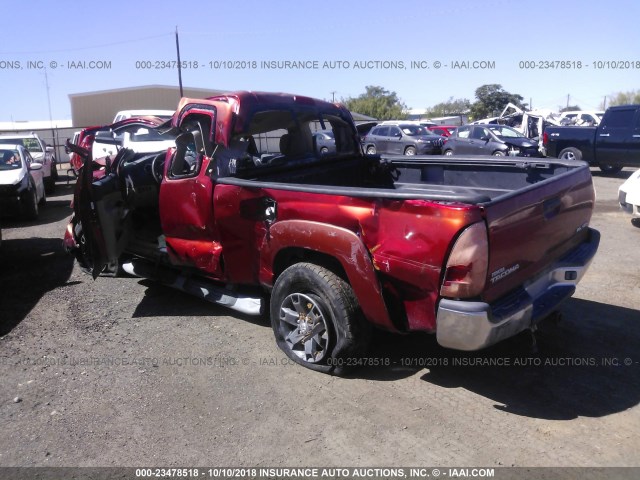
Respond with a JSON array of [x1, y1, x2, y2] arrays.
[[220, 155, 582, 204]]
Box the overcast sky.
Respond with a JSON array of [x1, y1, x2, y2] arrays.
[[1, 0, 638, 122]]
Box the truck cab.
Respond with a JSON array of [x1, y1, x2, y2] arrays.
[[544, 105, 640, 173]]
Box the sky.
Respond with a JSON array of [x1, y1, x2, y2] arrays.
[[1, 0, 639, 123]]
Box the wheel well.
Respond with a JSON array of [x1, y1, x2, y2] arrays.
[[273, 247, 348, 284]]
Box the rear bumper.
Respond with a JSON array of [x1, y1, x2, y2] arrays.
[[436, 228, 600, 351]]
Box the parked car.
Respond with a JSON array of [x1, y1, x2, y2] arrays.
[[558, 110, 605, 126], [0, 133, 57, 193], [363, 123, 444, 155], [113, 109, 174, 123], [313, 131, 336, 155], [443, 124, 542, 157], [428, 125, 457, 137], [619, 169, 640, 227], [543, 105, 640, 174], [65, 90, 599, 375], [0, 145, 46, 220]]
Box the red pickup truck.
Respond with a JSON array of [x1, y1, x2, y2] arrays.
[[65, 91, 600, 374]]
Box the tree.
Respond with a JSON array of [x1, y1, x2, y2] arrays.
[[425, 97, 471, 117], [607, 90, 640, 107], [469, 84, 526, 120], [343, 86, 408, 120], [560, 105, 581, 112]]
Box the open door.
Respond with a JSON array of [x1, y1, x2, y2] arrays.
[[158, 105, 224, 278], [71, 142, 132, 278]]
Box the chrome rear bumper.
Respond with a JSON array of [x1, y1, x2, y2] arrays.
[[436, 228, 600, 351]]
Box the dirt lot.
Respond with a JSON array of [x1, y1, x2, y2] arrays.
[[0, 168, 639, 469]]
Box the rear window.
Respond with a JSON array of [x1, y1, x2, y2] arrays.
[[456, 126, 471, 138], [214, 105, 359, 175], [0, 137, 42, 153], [603, 109, 635, 128]]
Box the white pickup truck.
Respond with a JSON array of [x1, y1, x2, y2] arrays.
[[0, 133, 58, 193]]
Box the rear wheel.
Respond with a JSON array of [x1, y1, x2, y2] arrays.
[[492, 150, 505, 156], [320, 147, 329, 155], [270, 263, 370, 374], [22, 183, 39, 220], [599, 164, 623, 174], [558, 147, 582, 161], [404, 146, 417, 156], [44, 175, 55, 194], [444, 149, 453, 156], [631, 218, 640, 228], [366, 145, 376, 155]]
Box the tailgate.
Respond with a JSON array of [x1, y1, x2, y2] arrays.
[[481, 164, 595, 303]]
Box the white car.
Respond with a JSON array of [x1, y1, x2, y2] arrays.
[[0, 133, 57, 193], [0, 144, 46, 220], [619, 169, 640, 228], [113, 109, 174, 123]]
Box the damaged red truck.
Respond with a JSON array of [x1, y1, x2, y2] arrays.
[[64, 91, 600, 374]]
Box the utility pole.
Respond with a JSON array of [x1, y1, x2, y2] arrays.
[[175, 26, 184, 97], [44, 69, 56, 158], [603, 96, 607, 110], [330, 91, 337, 102], [566, 94, 570, 109]]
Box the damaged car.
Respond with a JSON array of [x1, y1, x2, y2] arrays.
[[64, 91, 599, 374], [443, 124, 542, 157]]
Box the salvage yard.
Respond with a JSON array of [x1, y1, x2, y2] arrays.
[[0, 169, 639, 467]]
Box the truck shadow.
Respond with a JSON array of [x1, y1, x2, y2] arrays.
[[131, 280, 270, 327], [0, 237, 75, 335], [358, 298, 640, 420]]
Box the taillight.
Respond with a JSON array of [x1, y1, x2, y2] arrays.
[[440, 222, 488, 298], [542, 131, 548, 146]]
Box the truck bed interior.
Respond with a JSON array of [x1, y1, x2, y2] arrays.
[[228, 155, 578, 204]]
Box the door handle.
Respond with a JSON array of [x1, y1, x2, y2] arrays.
[[599, 133, 610, 137]]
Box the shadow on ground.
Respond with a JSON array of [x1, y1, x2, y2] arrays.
[[355, 297, 640, 420], [0, 237, 74, 335]]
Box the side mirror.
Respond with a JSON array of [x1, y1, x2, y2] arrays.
[[394, 132, 402, 138], [46, 145, 54, 152], [480, 136, 490, 142], [29, 162, 43, 171]]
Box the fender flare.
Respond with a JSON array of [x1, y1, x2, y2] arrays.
[[261, 220, 395, 331]]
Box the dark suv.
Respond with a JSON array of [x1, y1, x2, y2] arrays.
[[363, 124, 444, 155]]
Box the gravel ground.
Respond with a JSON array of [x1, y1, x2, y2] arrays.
[[0, 169, 639, 470]]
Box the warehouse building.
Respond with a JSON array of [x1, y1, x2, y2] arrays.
[[69, 84, 227, 127]]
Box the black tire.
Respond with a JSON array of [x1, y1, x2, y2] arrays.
[[404, 146, 417, 156], [22, 183, 39, 220], [270, 263, 370, 374], [44, 175, 55, 194], [320, 147, 329, 155], [366, 145, 376, 155], [492, 150, 505, 156], [599, 164, 623, 174], [51, 159, 59, 181], [444, 149, 453, 156], [558, 147, 582, 161], [631, 218, 640, 228]]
